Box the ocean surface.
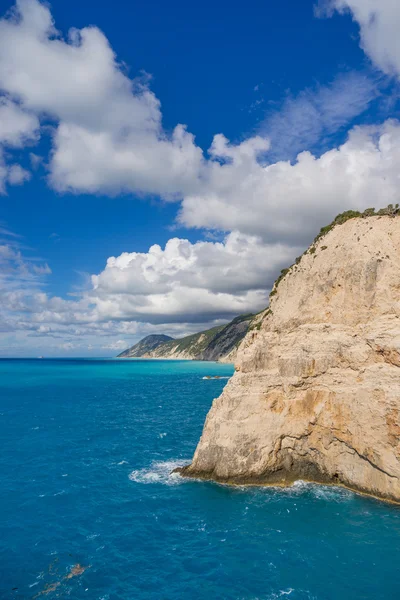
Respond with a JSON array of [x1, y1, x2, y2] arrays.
[[1, 358, 400, 600]]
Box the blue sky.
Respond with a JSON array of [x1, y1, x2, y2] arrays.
[[0, 0, 400, 356]]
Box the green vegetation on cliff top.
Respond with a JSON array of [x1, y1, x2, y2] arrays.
[[269, 205, 400, 300]]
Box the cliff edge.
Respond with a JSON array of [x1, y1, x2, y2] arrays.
[[181, 215, 400, 502]]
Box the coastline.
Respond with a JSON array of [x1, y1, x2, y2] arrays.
[[116, 356, 234, 364], [116, 356, 193, 361], [175, 467, 400, 506]]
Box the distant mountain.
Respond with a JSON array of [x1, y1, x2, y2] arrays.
[[117, 313, 262, 362], [199, 314, 256, 361], [147, 325, 225, 360], [117, 334, 174, 358]]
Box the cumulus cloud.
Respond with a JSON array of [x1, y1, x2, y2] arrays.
[[90, 231, 300, 323], [0, 0, 398, 239], [0, 227, 302, 354], [0, 96, 38, 146], [319, 0, 400, 77], [2, 0, 400, 355], [179, 120, 400, 242], [3, 232, 299, 331], [0, 0, 204, 197], [0, 0, 272, 201]]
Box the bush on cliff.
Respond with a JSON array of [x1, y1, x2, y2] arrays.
[[268, 205, 400, 301]]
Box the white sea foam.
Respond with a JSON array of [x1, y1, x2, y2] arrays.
[[128, 459, 188, 485], [117, 460, 128, 465], [129, 463, 353, 500], [268, 480, 354, 502], [241, 591, 295, 600], [202, 376, 230, 380], [222, 479, 353, 504]]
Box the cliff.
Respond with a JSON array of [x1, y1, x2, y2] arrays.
[[117, 314, 256, 361], [117, 334, 173, 358], [181, 214, 400, 503]]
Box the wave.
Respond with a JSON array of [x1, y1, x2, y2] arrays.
[[289, 480, 353, 502], [214, 478, 353, 504], [240, 590, 295, 600], [128, 459, 188, 485], [202, 376, 230, 380], [129, 463, 353, 502], [254, 480, 354, 503]]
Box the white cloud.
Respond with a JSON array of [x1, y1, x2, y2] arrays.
[[0, 241, 50, 288], [0, 0, 397, 243], [0, 229, 302, 356], [0, 97, 38, 191], [10, 232, 298, 328], [101, 339, 131, 351], [8, 164, 31, 185], [29, 152, 42, 169], [178, 120, 400, 242], [0, 0, 204, 197], [90, 231, 300, 323], [320, 0, 400, 77], [49, 122, 203, 197], [1, 0, 400, 356], [0, 96, 38, 146], [261, 71, 379, 160]]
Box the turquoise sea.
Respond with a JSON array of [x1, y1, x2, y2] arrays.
[[1, 358, 400, 600]]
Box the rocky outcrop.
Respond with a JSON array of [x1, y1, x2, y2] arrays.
[[117, 334, 173, 358], [181, 215, 400, 503], [117, 314, 256, 362]]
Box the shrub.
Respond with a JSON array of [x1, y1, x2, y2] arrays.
[[362, 208, 376, 217], [267, 205, 400, 303]]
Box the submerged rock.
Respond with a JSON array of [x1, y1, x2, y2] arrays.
[[181, 215, 400, 503]]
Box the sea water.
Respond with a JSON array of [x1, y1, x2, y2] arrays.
[[0, 359, 399, 600]]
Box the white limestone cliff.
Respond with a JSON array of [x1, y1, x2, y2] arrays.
[[181, 215, 400, 503]]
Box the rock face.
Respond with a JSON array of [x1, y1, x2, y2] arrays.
[[182, 216, 400, 502]]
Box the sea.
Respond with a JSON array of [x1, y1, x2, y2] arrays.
[[1, 358, 400, 600]]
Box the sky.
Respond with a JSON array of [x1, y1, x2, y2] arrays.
[[0, 0, 400, 357]]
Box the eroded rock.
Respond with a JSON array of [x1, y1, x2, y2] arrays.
[[181, 216, 400, 503]]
